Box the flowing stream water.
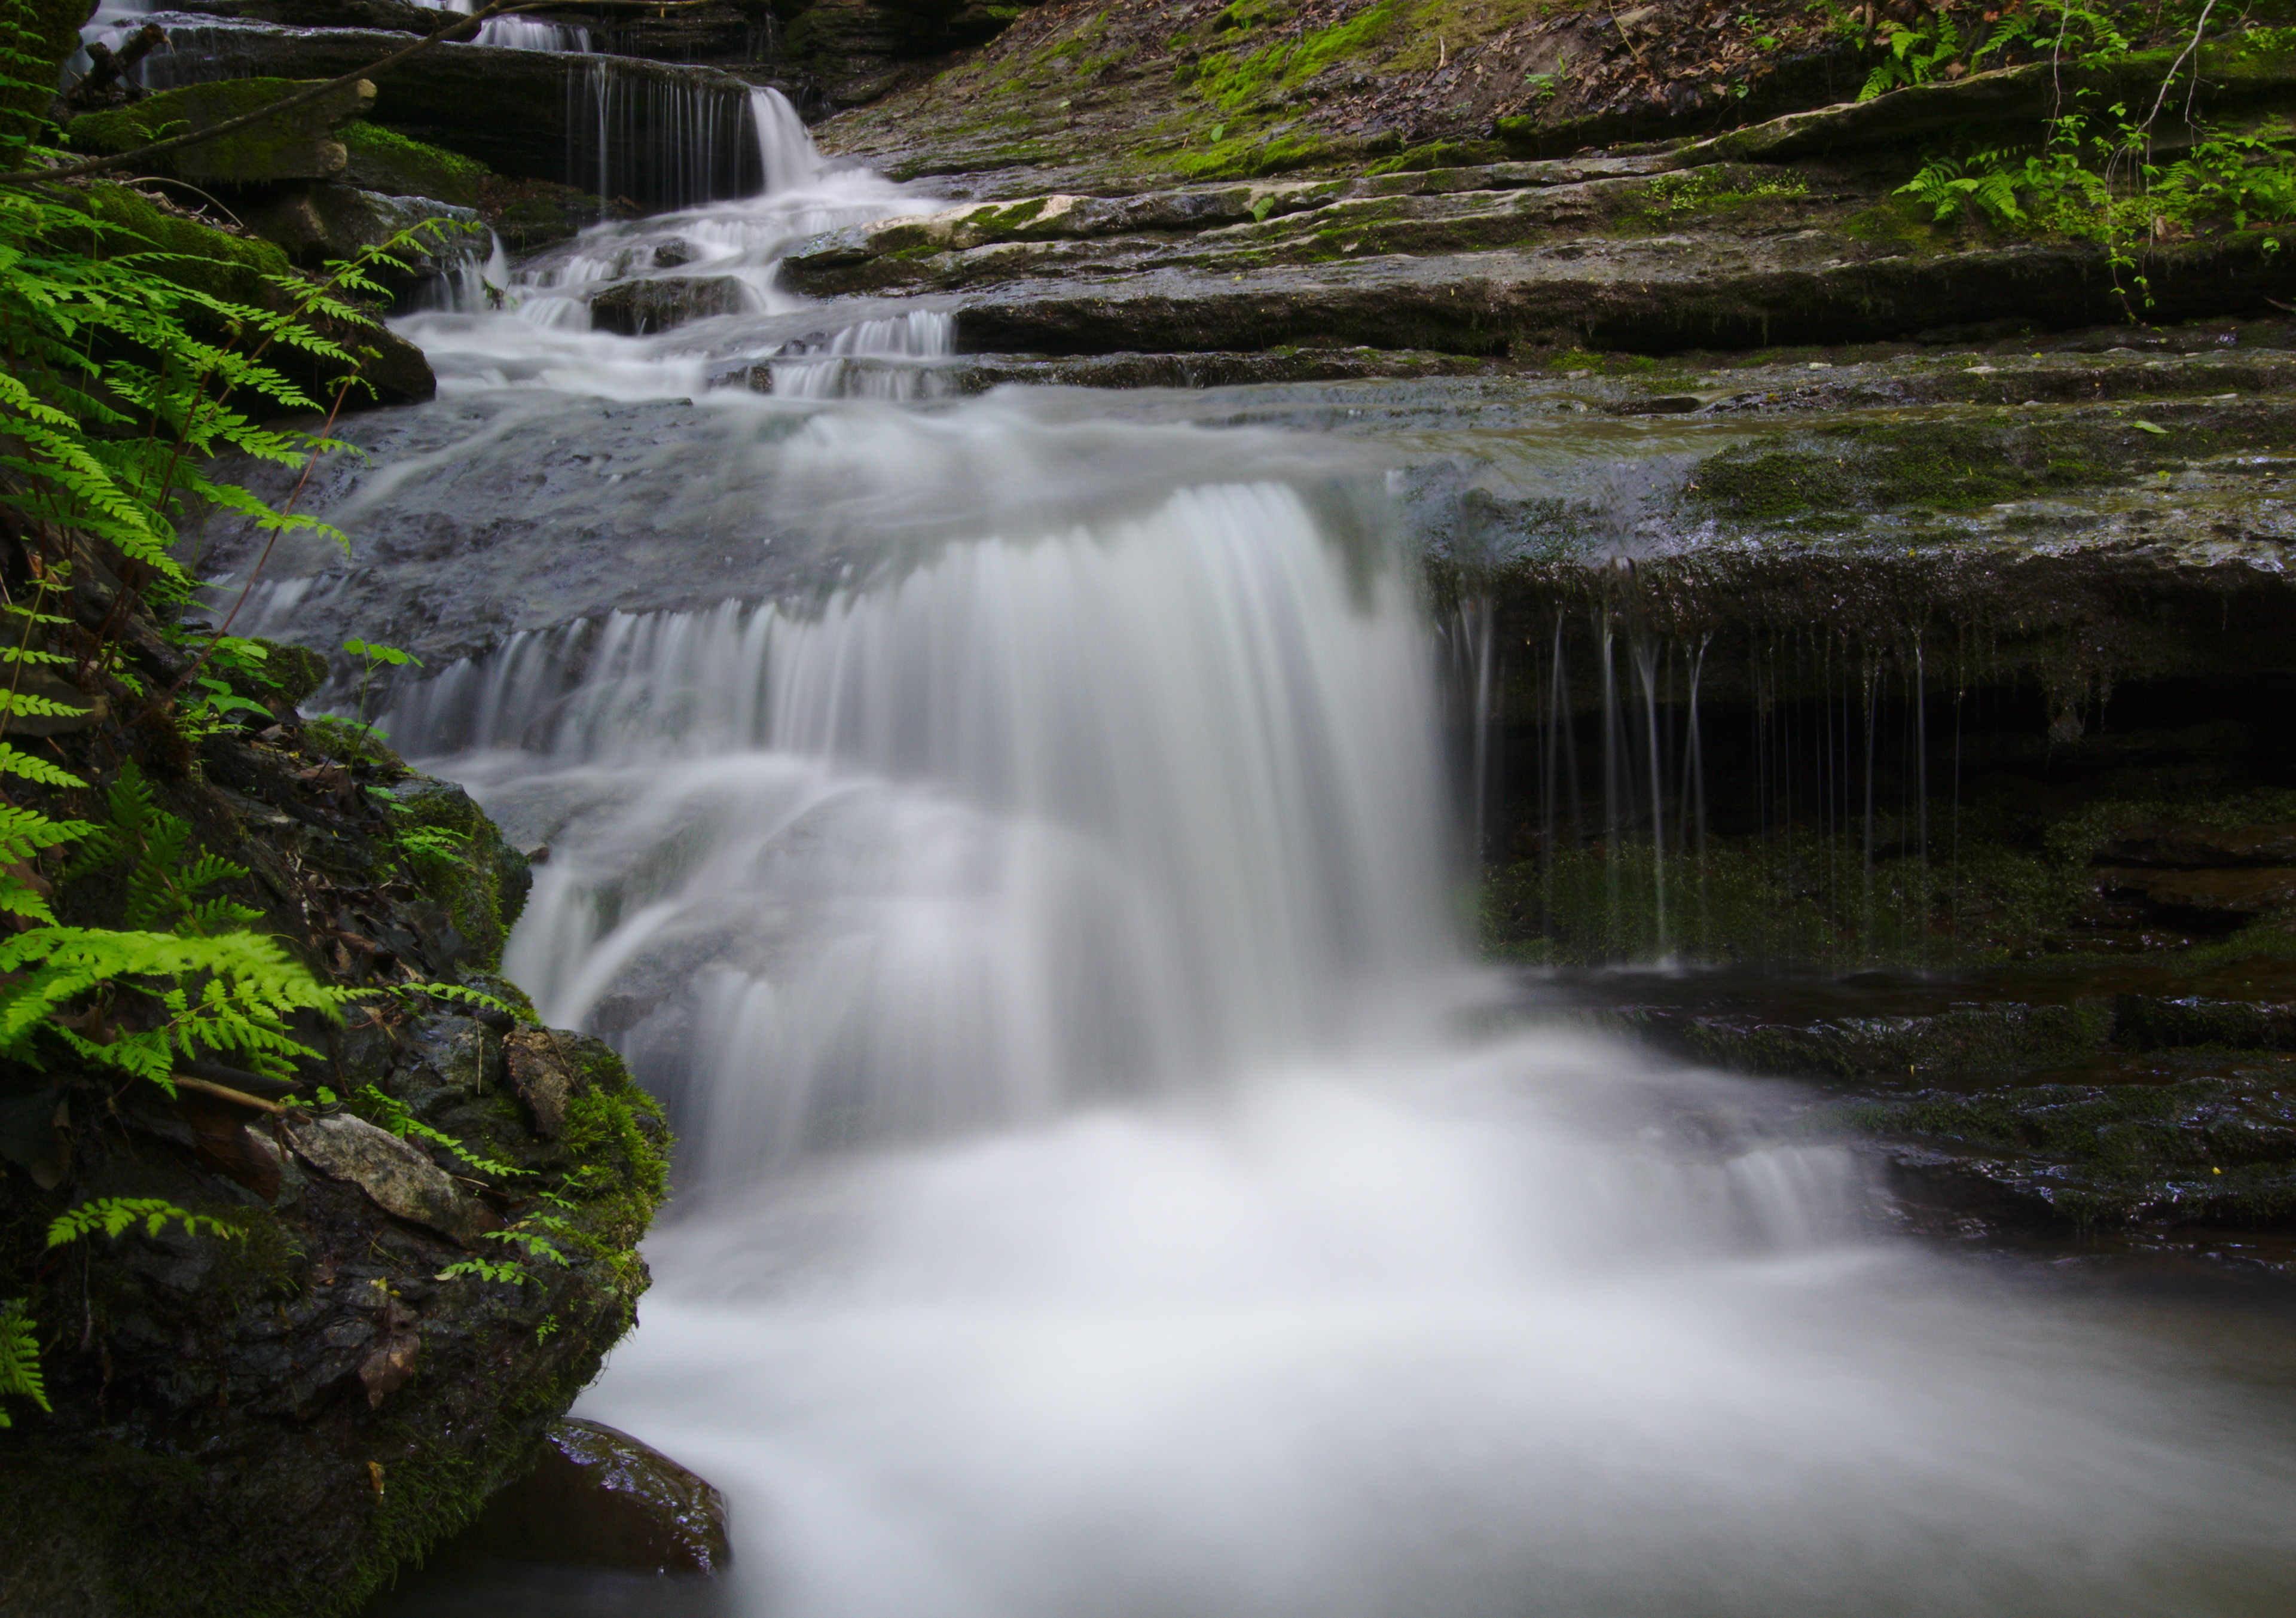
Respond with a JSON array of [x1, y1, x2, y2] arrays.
[[229, 97, 2296, 1618]]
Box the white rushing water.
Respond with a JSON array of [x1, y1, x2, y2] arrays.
[[323, 96, 2296, 1618], [393, 87, 942, 399]]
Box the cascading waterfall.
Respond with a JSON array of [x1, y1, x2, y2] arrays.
[[392, 86, 942, 393], [355, 416, 2296, 1618], [391, 480, 1450, 1177], [234, 84, 2296, 1618], [439, 0, 591, 52], [565, 61, 758, 212]]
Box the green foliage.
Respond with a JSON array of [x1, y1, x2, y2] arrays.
[[66, 763, 261, 933], [344, 637, 420, 728], [303, 712, 405, 769], [433, 1256, 529, 1286], [47, 1196, 240, 1247], [0, 1297, 47, 1427], [391, 979, 516, 1018], [328, 1081, 526, 1180], [1861, 11, 1974, 99], [0, 762, 355, 1085]]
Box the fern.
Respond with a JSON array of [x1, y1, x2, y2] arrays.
[[0, 925, 352, 1083], [392, 981, 518, 1018], [484, 1228, 567, 1266], [336, 1082, 527, 1179], [47, 1196, 240, 1247], [0, 1298, 47, 1427], [433, 1257, 530, 1286], [65, 763, 262, 933]]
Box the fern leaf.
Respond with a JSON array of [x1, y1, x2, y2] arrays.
[[0, 1299, 47, 1426]]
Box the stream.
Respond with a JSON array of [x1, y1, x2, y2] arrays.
[[212, 98, 2296, 1618]]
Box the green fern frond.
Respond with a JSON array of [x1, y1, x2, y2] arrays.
[[46, 1197, 240, 1247], [0, 740, 83, 789], [0, 1299, 47, 1427]]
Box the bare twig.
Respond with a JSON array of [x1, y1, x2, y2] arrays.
[[172, 1073, 287, 1113]]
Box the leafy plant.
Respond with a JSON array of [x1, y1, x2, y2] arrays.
[[1861, 12, 1970, 99], [0, 1298, 47, 1427], [323, 1081, 526, 1180], [343, 636, 420, 731], [46, 1195, 240, 1247]]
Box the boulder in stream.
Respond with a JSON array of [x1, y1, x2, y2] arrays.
[[421, 1416, 734, 1576]]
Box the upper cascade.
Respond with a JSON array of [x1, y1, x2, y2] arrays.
[[394, 84, 944, 399]]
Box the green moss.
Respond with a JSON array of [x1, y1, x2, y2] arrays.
[[304, 714, 408, 773], [1622, 167, 1809, 230], [248, 639, 328, 706], [1681, 411, 2241, 523], [74, 183, 292, 307], [553, 1034, 672, 1307], [1184, 0, 1400, 116], [1366, 139, 1501, 175], [68, 78, 356, 187], [384, 777, 530, 970], [341, 121, 492, 209]]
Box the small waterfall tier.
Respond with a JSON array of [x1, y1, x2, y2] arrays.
[[387, 481, 1447, 1182]]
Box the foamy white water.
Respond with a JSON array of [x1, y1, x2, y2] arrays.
[[293, 90, 2296, 1618], [393, 87, 943, 398]]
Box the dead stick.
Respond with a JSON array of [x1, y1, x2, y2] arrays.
[[173, 1073, 288, 1114]]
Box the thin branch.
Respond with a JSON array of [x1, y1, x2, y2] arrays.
[[171, 1073, 286, 1113], [2142, 0, 2216, 133]]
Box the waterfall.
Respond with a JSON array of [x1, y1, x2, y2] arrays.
[[391, 480, 1448, 1179], [767, 310, 957, 398], [268, 97, 2296, 1618], [565, 61, 759, 210], [751, 84, 822, 195], [439, 0, 591, 51], [388, 84, 940, 395]]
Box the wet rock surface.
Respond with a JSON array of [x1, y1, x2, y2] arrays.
[[1530, 948, 2296, 1265], [417, 1416, 733, 1577]]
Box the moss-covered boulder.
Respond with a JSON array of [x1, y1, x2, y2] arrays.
[[0, 716, 664, 1617], [65, 183, 436, 407], [341, 120, 491, 209], [383, 776, 533, 973], [68, 78, 377, 187]]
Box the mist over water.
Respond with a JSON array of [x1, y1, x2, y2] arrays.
[[322, 100, 2296, 1618]]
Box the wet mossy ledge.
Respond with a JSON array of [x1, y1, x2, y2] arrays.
[[0, 622, 668, 1614]]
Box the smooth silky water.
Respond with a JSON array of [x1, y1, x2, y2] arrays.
[[244, 99, 2296, 1618]]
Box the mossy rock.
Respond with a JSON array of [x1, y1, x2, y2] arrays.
[[384, 776, 532, 970], [68, 78, 376, 187], [341, 120, 492, 209], [74, 183, 294, 307], [250, 637, 330, 706], [1821, 1077, 2296, 1226], [303, 713, 410, 773]]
